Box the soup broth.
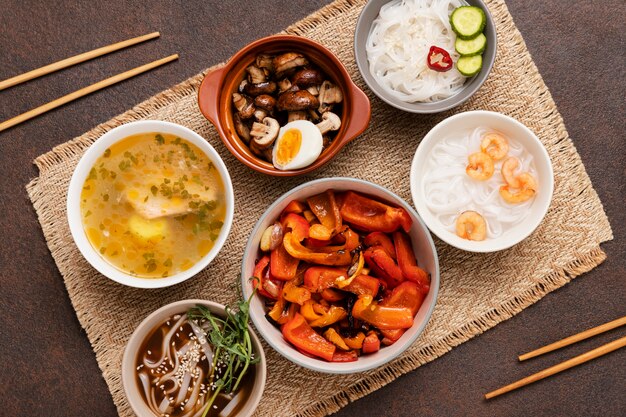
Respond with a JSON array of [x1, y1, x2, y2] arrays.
[[136, 314, 256, 417], [80, 132, 226, 278]]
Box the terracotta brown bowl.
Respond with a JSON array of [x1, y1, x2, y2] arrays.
[[198, 35, 371, 176]]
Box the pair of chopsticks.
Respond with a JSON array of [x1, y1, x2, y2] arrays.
[[485, 315, 626, 399], [0, 32, 178, 133]]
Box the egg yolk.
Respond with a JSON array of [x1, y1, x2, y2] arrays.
[[276, 129, 302, 166]]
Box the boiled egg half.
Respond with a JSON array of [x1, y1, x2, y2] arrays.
[[272, 120, 323, 170]]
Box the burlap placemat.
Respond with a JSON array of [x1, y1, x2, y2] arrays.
[[26, 0, 613, 415]]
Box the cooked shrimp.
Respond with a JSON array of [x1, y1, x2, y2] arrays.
[[500, 172, 537, 203], [480, 132, 509, 161], [466, 152, 494, 180], [456, 211, 487, 241], [501, 156, 521, 188]]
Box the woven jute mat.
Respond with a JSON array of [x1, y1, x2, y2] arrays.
[[27, 0, 613, 415]]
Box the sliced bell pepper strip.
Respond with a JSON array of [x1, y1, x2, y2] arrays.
[[323, 328, 350, 350], [282, 313, 336, 361], [343, 274, 381, 297], [380, 329, 404, 346], [270, 243, 299, 281], [300, 300, 323, 322], [352, 295, 414, 330], [253, 255, 280, 299], [364, 232, 396, 259], [339, 191, 412, 233], [283, 232, 352, 266], [282, 200, 307, 215], [267, 295, 286, 323], [378, 281, 425, 344], [281, 213, 310, 241], [381, 281, 424, 316], [307, 190, 342, 234], [309, 223, 334, 240], [331, 350, 358, 362], [342, 332, 366, 350], [362, 331, 381, 354], [309, 305, 347, 327], [305, 237, 333, 248], [332, 250, 365, 289], [393, 231, 430, 293], [364, 246, 404, 288], [321, 288, 346, 302], [303, 209, 317, 224], [304, 266, 348, 292], [282, 279, 311, 305]]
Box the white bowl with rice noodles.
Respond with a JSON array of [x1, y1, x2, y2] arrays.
[[122, 299, 266, 417]]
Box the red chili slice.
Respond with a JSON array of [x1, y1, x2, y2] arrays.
[[427, 46, 453, 72]]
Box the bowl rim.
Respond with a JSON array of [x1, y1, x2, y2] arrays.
[[410, 110, 555, 252], [66, 120, 235, 289], [353, 0, 497, 114], [240, 177, 440, 373], [197, 34, 371, 177], [121, 299, 266, 417]]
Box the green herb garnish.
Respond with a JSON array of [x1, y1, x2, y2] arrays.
[[155, 134, 165, 145], [187, 289, 259, 417]]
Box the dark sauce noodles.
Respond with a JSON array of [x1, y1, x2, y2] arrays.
[[135, 314, 256, 417]]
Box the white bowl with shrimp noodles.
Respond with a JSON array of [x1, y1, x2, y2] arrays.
[[122, 299, 266, 417], [67, 120, 234, 288], [410, 111, 554, 252]]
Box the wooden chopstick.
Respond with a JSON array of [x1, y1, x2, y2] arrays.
[[519, 316, 626, 361], [485, 335, 626, 400], [0, 54, 178, 133], [0, 32, 160, 91]]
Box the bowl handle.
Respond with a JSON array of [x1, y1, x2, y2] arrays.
[[341, 82, 371, 144], [198, 65, 227, 126]]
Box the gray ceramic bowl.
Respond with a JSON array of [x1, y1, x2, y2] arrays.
[[122, 300, 266, 417], [241, 177, 440, 374], [354, 0, 497, 113]]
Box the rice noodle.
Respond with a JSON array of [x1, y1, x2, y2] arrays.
[[422, 127, 537, 238], [366, 0, 468, 102], [143, 314, 186, 369]]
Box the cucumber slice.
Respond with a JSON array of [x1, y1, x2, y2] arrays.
[[457, 55, 483, 77], [450, 6, 486, 40], [455, 33, 487, 56]]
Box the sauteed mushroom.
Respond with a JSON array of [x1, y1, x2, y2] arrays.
[[233, 113, 251, 143], [287, 111, 308, 123], [246, 65, 266, 84], [254, 94, 276, 112], [232, 93, 255, 119], [243, 81, 277, 96], [316, 112, 341, 134], [273, 52, 308, 77], [255, 54, 274, 72], [318, 80, 343, 113], [292, 68, 323, 88], [250, 117, 280, 148], [277, 90, 320, 112]]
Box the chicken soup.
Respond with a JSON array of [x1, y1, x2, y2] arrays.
[[80, 132, 226, 278]]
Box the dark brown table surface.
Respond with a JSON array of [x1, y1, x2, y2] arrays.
[[1, 0, 624, 416]]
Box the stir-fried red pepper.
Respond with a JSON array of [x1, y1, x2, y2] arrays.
[[393, 231, 430, 294], [282, 313, 336, 361], [427, 45, 453, 72], [339, 191, 412, 233], [252, 255, 283, 299], [256, 189, 430, 361], [307, 189, 342, 235], [352, 295, 414, 330]]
